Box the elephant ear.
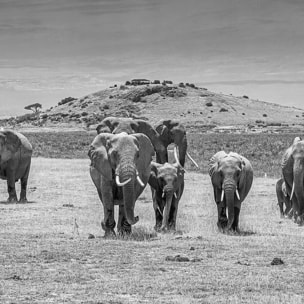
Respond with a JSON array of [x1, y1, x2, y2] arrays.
[[88, 133, 114, 180], [2, 130, 21, 153], [155, 122, 169, 138], [136, 120, 166, 159], [132, 133, 155, 173], [208, 151, 227, 188], [148, 161, 162, 190], [238, 155, 253, 190]]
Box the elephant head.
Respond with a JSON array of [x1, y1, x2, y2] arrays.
[[0, 130, 21, 163], [149, 162, 184, 231], [209, 151, 253, 231], [276, 178, 292, 218], [89, 132, 154, 226], [96, 117, 167, 163], [282, 137, 304, 222], [155, 119, 198, 168]]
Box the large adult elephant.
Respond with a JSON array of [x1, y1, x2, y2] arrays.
[[96, 117, 167, 164], [88, 132, 154, 236], [208, 151, 253, 232], [275, 178, 292, 218], [0, 129, 32, 203], [148, 162, 184, 232], [281, 137, 304, 224], [154, 119, 198, 168]]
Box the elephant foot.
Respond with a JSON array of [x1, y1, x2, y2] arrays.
[[103, 230, 116, 238], [217, 218, 228, 231], [7, 196, 18, 204], [19, 198, 28, 204], [154, 222, 162, 232], [296, 215, 304, 226]]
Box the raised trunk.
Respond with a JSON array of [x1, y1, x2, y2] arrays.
[[293, 160, 304, 216], [161, 191, 173, 230], [223, 182, 236, 230]]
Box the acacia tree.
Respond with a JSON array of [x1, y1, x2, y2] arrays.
[[24, 103, 42, 113]]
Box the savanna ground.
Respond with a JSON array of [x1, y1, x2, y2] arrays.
[[0, 132, 304, 303]]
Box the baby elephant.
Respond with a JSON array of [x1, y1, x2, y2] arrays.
[[148, 162, 184, 232], [276, 178, 292, 218], [208, 151, 253, 232]]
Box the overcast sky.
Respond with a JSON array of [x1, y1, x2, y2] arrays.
[[1, 0, 304, 116]]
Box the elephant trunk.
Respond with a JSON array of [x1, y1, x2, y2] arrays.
[[293, 160, 304, 215], [177, 136, 187, 167], [161, 187, 174, 230], [117, 160, 139, 225], [223, 180, 236, 230]]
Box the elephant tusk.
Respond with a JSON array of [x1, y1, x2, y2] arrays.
[[162, 191, 165, 198], [174, 146, 182, 167], [186, 152, 199, 168], [136, 176, 145, 187], [235, 189, 240, 200], [115, 175, 131, 187], [174, 192, 177, 199], [290, 182, 295, 200], [221, 189, 225, 202], [157, 205, 163, 216]]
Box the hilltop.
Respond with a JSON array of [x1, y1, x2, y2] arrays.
[[1, 82, 304, 133]]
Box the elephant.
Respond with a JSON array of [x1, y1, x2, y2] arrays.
[[208, 151, 253, 232], [148, 162, 184, 232], [96, 117, 167, 164], [276, 178, 292, 218], [281, 137, 304, 224], [0, 129, 32, 203], [154, 119, 198, 168], [88, 132, 155, 236]]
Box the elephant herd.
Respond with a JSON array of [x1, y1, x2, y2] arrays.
[[1, 121, 304, 236]]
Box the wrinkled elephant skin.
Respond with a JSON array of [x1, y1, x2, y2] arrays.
[[208, 151, 253, 232], [88, 132, 154, 236], [0, 130, 32, 203], [148, 162, 184, 232]]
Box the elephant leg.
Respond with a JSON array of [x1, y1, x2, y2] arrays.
[[168, 200, 179, 231], [231, 207, 240, 232], [152, 192, 163, 232], [6, 170, 18, 203], [117, 204, 132, 235], [216, 201, 228, 230], [20, 162, 31, 203], [100, 181, 116, 237], [278, 200, 284, 218]]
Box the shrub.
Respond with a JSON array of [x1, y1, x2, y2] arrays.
[[219, 108, 228, 112], [263, 114, 267, 117], [58, 97, 77, 106], [81, 112, 88, 116], [178, 82, 185, 88], [243, 95, 249, 99], [206, 102, 213, 107], [152, 80, 160, 84], [125, 81, 131, 85], [242, 113, 246, 115], [103, 105, 110, 110]]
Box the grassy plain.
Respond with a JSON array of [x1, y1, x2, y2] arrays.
[[1, 158, 304, 303], [24, 131, 303, 176]]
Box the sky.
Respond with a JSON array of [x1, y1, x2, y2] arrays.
[[1, 0, 304, 116]]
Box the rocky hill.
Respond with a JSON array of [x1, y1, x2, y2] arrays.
[[2, 83, 304, 133]]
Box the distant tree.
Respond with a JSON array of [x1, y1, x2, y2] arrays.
[[125, 81, 131, 85], [24, 103, 42, 113]]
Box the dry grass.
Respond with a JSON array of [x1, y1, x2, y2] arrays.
[[0, 158, 304, 303]]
